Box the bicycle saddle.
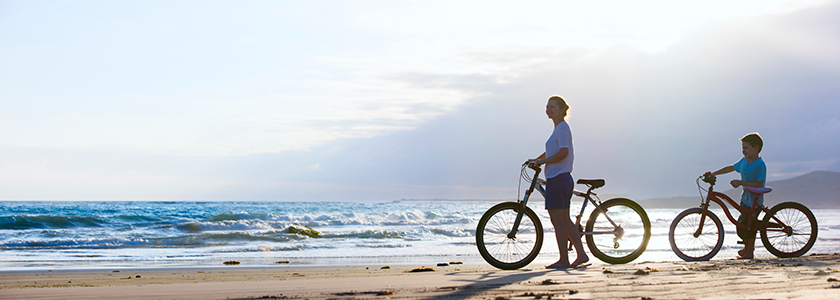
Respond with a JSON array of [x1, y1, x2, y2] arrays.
[[743, 186, 772, 194], [577, 179, 605, 189]]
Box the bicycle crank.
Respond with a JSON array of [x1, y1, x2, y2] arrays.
[[613, 226, 625, 249]]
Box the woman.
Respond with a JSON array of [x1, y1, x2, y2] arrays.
[[529, 95, 589, 269]]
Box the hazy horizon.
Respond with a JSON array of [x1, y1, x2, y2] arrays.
[[2, 1, 839, 201]]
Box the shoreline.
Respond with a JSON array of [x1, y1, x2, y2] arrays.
[[0, 253, 494, 272], [2, 254, 839, 299]]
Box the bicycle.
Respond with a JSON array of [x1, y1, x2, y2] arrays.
[[475, 161, 652, 270], [668, 173, 818, 261]]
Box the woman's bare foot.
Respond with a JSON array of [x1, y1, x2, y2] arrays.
[[546, 261, 571, 269], [570, 255, 589, 268]]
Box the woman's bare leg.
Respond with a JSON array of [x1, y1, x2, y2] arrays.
[[564, 213, 589, 267], [547, 209, 570, 268]]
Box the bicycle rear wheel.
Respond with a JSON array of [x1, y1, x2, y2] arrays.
[[669, 208, 724, 261], [476, 202, 543, 270], [760, 202, 818, 258], [584, 198, 651, 264]]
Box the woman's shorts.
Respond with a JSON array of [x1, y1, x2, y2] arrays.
[[545, 173, 573, 210], [737, 202, 759, 240]]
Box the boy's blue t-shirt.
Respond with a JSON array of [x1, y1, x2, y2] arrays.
[[733, 157, 767, 206]]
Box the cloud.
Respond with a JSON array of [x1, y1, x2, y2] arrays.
[[271, 1, 840, 199], [2, 1, 838, 200]]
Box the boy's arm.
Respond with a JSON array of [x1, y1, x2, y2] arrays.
[[731, 179, 765, 188], [711, 166, 734, 176]]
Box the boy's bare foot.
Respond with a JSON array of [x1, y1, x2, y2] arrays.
[[737, 248, 746, 256], [570, 255, 589, 268], [736, 252, 754, 259]]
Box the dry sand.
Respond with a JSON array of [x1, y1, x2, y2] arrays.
[[2, 254, 840, 299]]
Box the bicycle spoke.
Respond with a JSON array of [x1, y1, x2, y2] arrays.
[[669, 209, 723, 261], [585, 199, 651, 264], [761, 204, 816, 256], [479, 205, 542, 266]]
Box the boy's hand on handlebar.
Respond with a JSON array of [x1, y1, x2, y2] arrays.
[[701, 171, 717, 185]]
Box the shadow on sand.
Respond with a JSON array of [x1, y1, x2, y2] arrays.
[[430, 268, 578, 299]]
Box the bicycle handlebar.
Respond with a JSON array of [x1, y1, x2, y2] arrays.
[[701, 172, 716, 186], [522, 160, 541, 171]]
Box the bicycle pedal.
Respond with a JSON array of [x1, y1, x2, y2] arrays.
[[736, 240, 744, 245]]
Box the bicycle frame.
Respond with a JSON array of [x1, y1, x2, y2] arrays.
[[696, 180, 791, 237], [511, 164, 622, 238]]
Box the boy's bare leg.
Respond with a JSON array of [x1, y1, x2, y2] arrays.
[[740, 238, 756, 259], [547, 209, 571, 268]]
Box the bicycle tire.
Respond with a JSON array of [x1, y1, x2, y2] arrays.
[[584, 198, 651, 264], [669, 208, 724, 261], [760, 202, 818, 258], [476, 202, 543, 270]]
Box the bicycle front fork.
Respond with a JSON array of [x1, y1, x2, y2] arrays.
[[508, 197, 530, 239], [694, 203, 710, 238]]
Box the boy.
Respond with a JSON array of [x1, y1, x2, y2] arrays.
[[707, 132, 766, 259]]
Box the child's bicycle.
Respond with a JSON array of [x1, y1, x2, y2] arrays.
[[668, 173, 818, 261], [475, 161, 651, 270]]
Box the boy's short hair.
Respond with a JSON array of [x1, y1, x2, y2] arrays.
[[741, 132, 763, 153]]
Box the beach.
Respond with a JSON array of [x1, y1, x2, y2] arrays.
[[2, 253, 839, 299], [3, 201, 839, 298]]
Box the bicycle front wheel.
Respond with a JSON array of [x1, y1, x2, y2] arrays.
[[669, 208, 724, 261], [584, 198, 651, 264], [476, 202, 543, 270], [760, 202, 818, 258]]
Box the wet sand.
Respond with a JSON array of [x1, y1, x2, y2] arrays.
[[2, 254, 839, 299]]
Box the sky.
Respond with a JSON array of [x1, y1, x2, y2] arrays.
[[1, 0, 839, 201]]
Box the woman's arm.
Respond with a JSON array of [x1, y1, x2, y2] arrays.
[[528, 152, 546, 165], [536, 148, 569, 165]]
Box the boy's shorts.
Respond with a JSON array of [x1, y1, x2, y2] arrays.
[[737, 202, 759, 240], [545, 173, 573, 210]]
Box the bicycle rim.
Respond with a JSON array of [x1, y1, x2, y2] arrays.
[[476, 202, 543, 270], [669, 208, 723, 261], [585, 199, 651, 264], [761, 202, 818, 258]]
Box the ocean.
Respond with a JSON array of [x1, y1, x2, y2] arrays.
[[1, 200, 838, 270]]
